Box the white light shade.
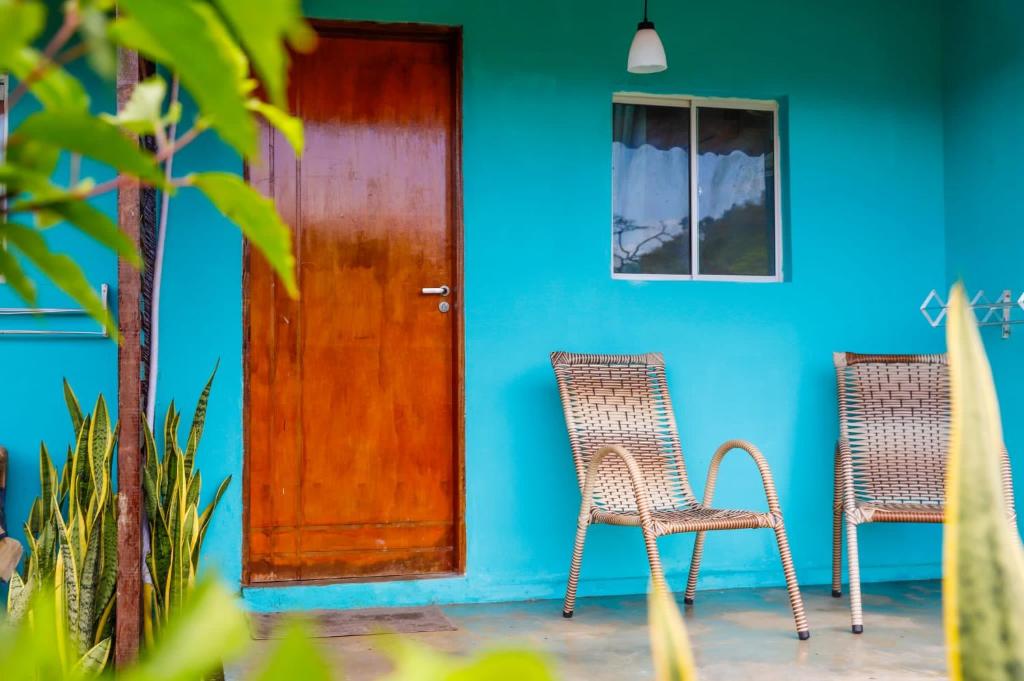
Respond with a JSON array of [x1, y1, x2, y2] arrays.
[[627, 26, 667, 74]]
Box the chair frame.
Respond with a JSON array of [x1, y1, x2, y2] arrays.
[[552, 352, 809, 640], [831, 352, 1018, 633]]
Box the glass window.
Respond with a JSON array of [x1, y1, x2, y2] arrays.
[[612, 102, 691, 276], [697, 107, 776, 277], [611, 95, 781, 281]]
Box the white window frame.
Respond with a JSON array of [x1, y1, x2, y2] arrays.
[[611, 92, 783, 283]]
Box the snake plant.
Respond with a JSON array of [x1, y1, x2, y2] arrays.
[[141, 366, 230, 640], [7, 381, 119, 674], [944, 283, 1024, 681]]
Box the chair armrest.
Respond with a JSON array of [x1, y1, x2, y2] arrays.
[[701, 439, 782, 515], [580, 445, 658, 525]]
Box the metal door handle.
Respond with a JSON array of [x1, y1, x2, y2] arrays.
[[421, 285, 450, 296]]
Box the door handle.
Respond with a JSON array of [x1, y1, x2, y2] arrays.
[[421, 285, 450, 296]]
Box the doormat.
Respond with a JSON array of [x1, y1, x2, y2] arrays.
[[249, 605, 457, 640]]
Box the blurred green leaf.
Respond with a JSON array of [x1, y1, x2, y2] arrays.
[[5, 134, 62, 177], [0, 0, 45, 66], [247, 99, 303, 153], [0, 240, 36, 303], [381, 640, 556, 681], [122, 578, 251, 681], [107, 16, 173, 65], [944, 283, 1024, 681], [13, 193, 142, 267], [78, 6, 117, 79], [648, 587, 698, 681], [252, 619, 333, 681], [6, 47, 90, 111], [448, 651, 556, 681], [102, 74, 180, 136], [114, 0, 257, 156], [211, 0, 314, 108], [191, 171, 297, 297], [0, 223, 117, 341], [15, 110, 167, 186]]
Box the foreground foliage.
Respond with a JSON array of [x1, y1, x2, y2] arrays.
[[2, 576, 559, 681], [944, 283, 1024, 681], [0, 0, 313, 337], [8, 381, 119, 672]]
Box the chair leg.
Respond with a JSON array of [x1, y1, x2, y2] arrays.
[[846, 519, 864, 634], [562, 520, 589, 617], [832, 456, 843, 598], [640, 523, 669, 594], [683, 531, 706, 604], [772, 520, 810, 640]]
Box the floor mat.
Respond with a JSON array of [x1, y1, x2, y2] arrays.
[[249, 605, 457, 639]]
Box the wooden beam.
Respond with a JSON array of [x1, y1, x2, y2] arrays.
[[115, 43, 143, 669]]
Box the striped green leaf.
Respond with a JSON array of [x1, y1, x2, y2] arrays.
[[73, 637, 111, 677], [184, 362, 218, 473], [63, 379, 84, 437], [944, 283, 1024, 681]]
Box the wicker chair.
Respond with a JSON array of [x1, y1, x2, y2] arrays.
[[831, 352, 1018, 634], [551, 352, 809, 640]]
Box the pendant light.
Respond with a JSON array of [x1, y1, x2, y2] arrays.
[[627, 0, 667, 74]]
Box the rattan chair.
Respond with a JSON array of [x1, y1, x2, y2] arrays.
[[551, 352, 809, 640], [831, 352, 1018, 634]]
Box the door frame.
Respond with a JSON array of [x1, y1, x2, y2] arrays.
[[241, 19, 465, 586]]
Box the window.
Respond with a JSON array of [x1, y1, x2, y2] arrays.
[[612, 94, 782, 281]]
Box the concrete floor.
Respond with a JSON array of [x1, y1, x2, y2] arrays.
[[236, 581, 946, 680]]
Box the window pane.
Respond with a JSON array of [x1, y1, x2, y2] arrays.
[[612, 102, 691, 276], [697, 107, 776, 277]]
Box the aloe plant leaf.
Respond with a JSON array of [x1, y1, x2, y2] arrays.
[[87, 396, 111, 521], [55, 511, 81, 657], [944, 282, 1024, 681], [198, 475, 231, 540], [93, 498, 117, 629], [64, 379, 85, 437], [77, 520, 102, 655], [73, 637, 111, 677], [648, 586, 698, 681], [6, 571, 32, 621], [184, 362, 217, 473]]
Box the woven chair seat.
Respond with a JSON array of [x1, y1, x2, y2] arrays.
[[853, 501, 944, 523], [593, 506, 777, 535]]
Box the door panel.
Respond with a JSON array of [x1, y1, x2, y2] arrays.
[[245, 24, 462, 584]]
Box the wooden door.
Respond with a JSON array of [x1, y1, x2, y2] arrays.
[[245, 23, 463, 584]]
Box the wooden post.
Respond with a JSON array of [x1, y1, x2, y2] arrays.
[[115, 43, 144, 668]]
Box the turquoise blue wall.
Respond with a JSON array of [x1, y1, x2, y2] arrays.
[[0, 53, 118, 578], [5, 0, 962, 612], [942, 0, 1024, 511]]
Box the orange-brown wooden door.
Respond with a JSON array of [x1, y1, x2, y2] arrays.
[[245, 24, 462, 584]]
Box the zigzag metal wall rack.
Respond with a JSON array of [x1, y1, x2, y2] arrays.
[[921, 289, 1024, 339]]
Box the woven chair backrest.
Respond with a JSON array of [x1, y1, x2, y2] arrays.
[[550, 352, 697, 513], [835, 352, 950, 506]]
